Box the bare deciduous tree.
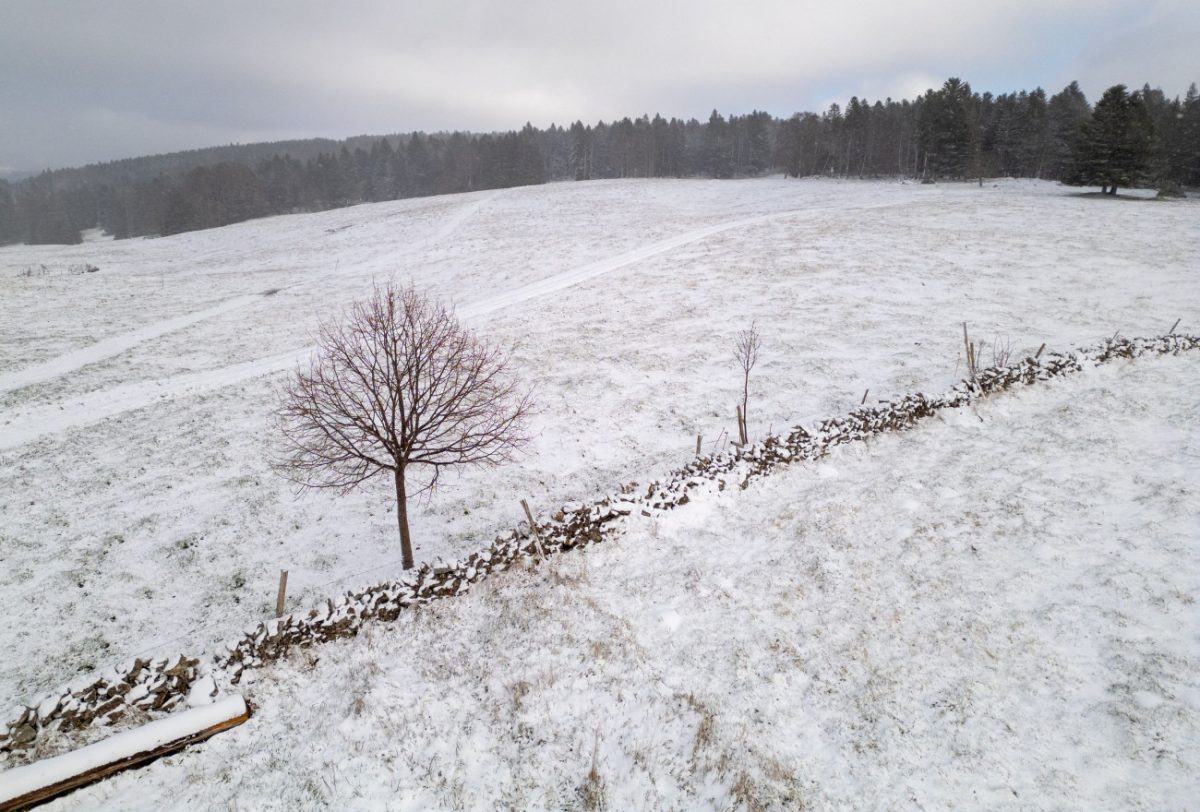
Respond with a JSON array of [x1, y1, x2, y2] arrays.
[[274, 282, 533, 570], [734, 322, 762, 445]]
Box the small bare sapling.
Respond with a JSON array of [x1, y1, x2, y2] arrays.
[[734, 322, 762, 444]]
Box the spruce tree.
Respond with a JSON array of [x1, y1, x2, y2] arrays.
[[702, 110, 731, 178], [1182, 84, 1200, 187], [1069, 84, 1155, 194], [0, 180, 20, 245], [1047, 82, 1090, 179], [569, 121, 591, 180], [919, 78, 975, 179]]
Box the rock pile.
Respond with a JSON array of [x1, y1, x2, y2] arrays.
[[217, 511, 622, 683], [0, 656, 204, 758]]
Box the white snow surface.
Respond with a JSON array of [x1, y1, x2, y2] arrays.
[[39, 352, 1200, 810], [0, 178, 1196, 725]]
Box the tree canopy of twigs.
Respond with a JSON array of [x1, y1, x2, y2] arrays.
[[273, 282, 533, 569], [734, 322, 762, 444]]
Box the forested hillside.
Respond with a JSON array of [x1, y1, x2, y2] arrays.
[[1, 77, 1196, 245]]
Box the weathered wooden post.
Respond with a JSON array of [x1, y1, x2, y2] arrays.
[[275, 570, 288, 618], [520, 499, 545, 559]]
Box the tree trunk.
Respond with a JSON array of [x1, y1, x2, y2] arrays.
[[742, 371, 750, 443], [394, 467, 414, 570], [1108, 186, 1118, 195]]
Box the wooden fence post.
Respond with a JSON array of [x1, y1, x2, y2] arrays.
[[275, 570, 288, 618], [520, 499, 545, 559], [962, 322, 972, 378]]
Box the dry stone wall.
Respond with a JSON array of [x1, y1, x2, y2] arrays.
[[0, 656, 209, 759], [3, 333, 1195, 762]]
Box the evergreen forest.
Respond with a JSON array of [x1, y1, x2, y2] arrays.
[[1, 77, 1196, 245]]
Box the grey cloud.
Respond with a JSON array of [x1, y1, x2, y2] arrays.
[[1, 0, 1196, 170]]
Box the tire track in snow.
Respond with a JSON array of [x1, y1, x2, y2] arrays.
[[0, 292, 268, 395], [0, 192, 507, 446], [454, 194, 909, 319], [427, 189, 503, 244], [456, 206, 810, 319], [0, 350, 306, 450], [0, 198, 901, 450]]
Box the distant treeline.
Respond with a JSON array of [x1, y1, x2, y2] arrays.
[[1, 77, 1197, 245]]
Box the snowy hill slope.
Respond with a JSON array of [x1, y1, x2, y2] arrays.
[[44, 350, 1200, 811], [0, 177, 1196, 714]]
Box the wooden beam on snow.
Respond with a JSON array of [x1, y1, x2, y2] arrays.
[[0, 695, 250, 811]]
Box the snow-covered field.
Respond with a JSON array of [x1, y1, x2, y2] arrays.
[[43, 351, 1200, 810], [1, 178, 1197, 801]]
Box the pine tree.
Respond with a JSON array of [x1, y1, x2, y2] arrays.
[[844, 97, 868, 176], [569, 121, 592, 180], [1069, 84, 1155, 194], [1022, 88, 1050, 178], [517, 123, 545, 185], [611, 117, 636, 178], [375, 138, 400, 199], [1047, 82, 1090, 179], [404, 134, 432, 197], [1152, 95, 1188, 187], [1184, 84, 1200, 187], [539, 124, 571, 182], [441, 132, 476, 192], [702, 110, 731, 178], [919, 78, 976, 179], [667, 118, 687, 177], [20, 174, 82, 244], [0, 180, 20, 245]]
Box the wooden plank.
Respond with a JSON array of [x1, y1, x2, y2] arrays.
[[0, 696, 250, 811]]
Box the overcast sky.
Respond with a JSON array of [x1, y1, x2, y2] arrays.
[[2, 0, 1197, 173]]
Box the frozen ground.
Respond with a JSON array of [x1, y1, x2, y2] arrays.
[[44, 351, 1200, 811], [0, 177, 1197, 715]]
